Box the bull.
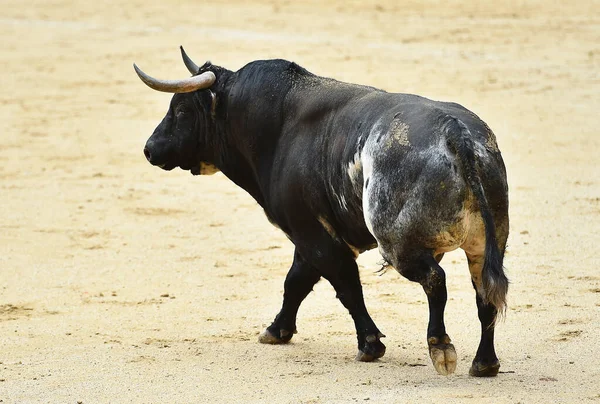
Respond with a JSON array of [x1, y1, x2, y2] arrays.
[[134, 47, 509, 377]]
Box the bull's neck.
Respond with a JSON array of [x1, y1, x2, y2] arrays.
[[215, 127, 276, 208], [209, 73, 290, 208], [206, 114, 268, 208], [213, 139, 267, 206]]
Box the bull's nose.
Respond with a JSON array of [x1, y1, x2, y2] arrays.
[[143, 146, 152, 162]]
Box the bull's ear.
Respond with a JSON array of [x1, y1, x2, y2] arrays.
[[180, 46, 199, 75]]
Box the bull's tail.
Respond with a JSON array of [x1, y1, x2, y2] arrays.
[[442, 116, 508, 312]]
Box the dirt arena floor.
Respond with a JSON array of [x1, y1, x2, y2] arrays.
[[1, 0, 599, 402]]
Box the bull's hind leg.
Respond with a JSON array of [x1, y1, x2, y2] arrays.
[[259, 249, 321, 344], [466, 252, 501, 377], [463, 211, 508, 377], [396, 251, 457, 375]]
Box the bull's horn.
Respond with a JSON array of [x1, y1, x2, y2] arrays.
[[180, 46, 200, 74], [133, 63, 215, 93]]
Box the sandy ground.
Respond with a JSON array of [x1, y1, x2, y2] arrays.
[[1, 0, 599, 402]]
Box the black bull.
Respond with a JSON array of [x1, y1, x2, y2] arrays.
[[134, 48, 509, 377]]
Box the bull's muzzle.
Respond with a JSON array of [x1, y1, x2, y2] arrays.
[[143, 139, 170, 168], [143, 145, 153, 163]]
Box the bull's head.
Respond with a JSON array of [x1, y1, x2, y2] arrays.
[[134, 47, 219, 175]]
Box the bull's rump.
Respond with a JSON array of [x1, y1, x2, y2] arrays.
[[359, 106, 504, 267]]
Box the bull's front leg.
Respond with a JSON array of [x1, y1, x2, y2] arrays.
[[323, 257, 386, 361], [259, 249, 321, 344], [294, 223, 386, 362]]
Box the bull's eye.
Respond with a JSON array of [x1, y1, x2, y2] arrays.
[[174, 109, 194, 132]]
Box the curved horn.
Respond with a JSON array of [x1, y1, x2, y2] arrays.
[[133, 63, 215, 93], [180, 46, 200, 74]]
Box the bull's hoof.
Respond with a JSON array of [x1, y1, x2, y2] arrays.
[[355, 333, 386, 362], [469, 359, 500, 377], [258, 327, 295, 344], [428, 335, 457, 375]]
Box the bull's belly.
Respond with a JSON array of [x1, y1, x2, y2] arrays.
[[317, 212, 377, 258]]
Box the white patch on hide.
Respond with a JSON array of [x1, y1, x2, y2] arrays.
[[338, 194, 348, 211], [360, 119, 383, 237], [346, 151, 362, 188]]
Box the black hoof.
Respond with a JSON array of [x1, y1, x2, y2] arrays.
[[428, 335, 457, 375], [258, 326, 295, 344], [469, 359, 500, 377], [356, 333, 386, 362]]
